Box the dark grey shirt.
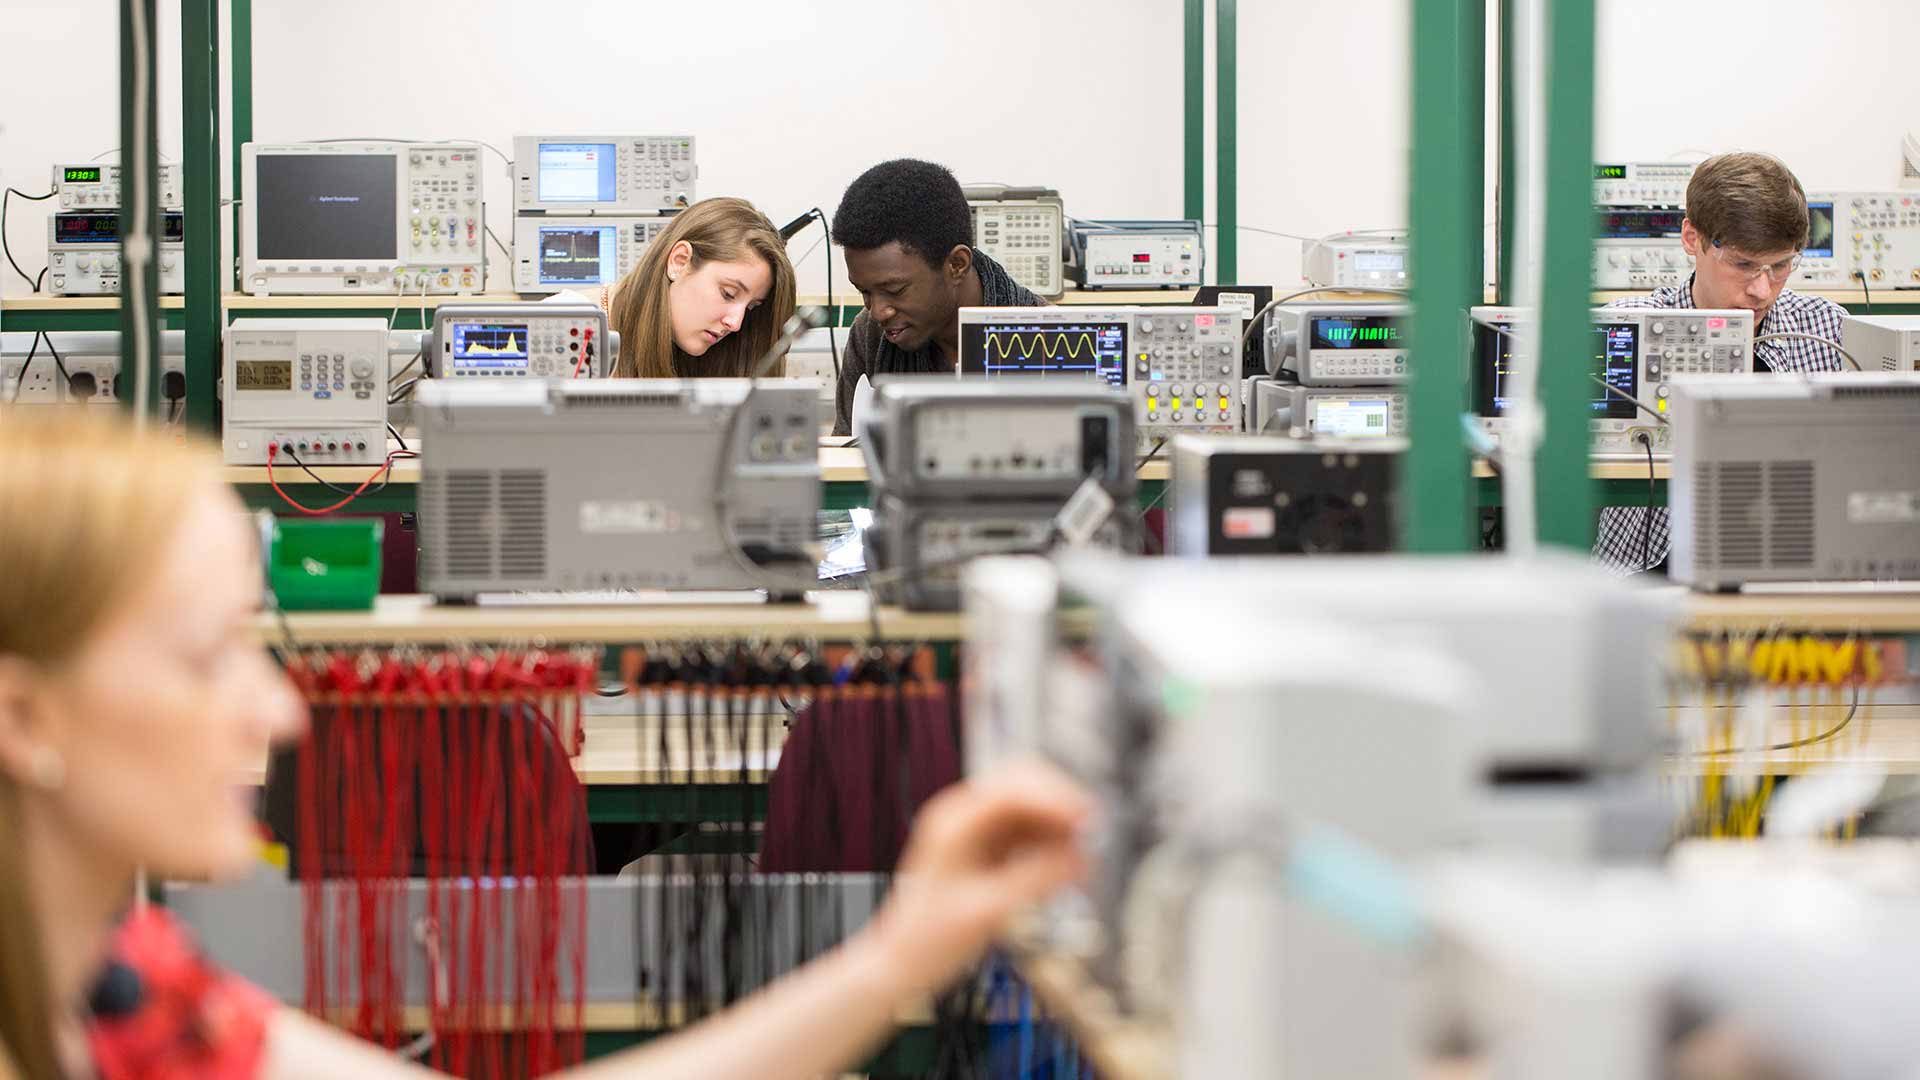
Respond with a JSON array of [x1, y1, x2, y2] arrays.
[[831, 248, 1044, 435]]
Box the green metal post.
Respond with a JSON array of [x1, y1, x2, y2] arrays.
[[1533, 0, 1599, 549], [119, 0, 162, 418], [231, 0, 253, 297], [1183, 0, 1204, 223], [1404, 0, 1485, 552], [1214, 0, 1237, 282], [1497, 0, 1517, 304], [182, 0, 221, 432]]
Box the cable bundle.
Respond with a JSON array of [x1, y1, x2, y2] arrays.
[[612, 642, 967, 1035], [276, 646, 600, 1077], [983, 960, 1095, 1080], [1671, 630, 1904, 840]]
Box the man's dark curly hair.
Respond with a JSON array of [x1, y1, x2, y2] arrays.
[[831, 158, 973, 269]]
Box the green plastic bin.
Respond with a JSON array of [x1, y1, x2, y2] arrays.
[[268, 519, 384, 611]]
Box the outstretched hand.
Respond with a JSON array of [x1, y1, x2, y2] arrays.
[[866, 762, 1094, 993]]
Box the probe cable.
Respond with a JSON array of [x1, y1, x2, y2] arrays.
[[265, 444, 418, 516], [1686, 683, 1864, 756], [2, 187, 54, 291]]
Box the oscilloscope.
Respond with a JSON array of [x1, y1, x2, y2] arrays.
[[428, 302, 613, 379], [1668, 372, 1920, 590], [512, 215, 666, 294], [241, 141, 485, 296], [1470, 306, 1753, 457], [859, 381, 1137, 611], [416, 379, 820, 600], [956, 306, 1242, 440], [1792, 191, 1920, 289]]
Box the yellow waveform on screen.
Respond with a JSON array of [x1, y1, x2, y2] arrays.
[[984, 330, 1100, 361], [463, 334, 524, 356]]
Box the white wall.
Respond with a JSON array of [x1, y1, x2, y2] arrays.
[[1592, 0, 1913, 193], [0, 0, 186, 298], [3, 0, 1916, 301], [1, 0, 1184, 300], [1231, 0, 1920, 289], [1234, 0, 1412, 290]]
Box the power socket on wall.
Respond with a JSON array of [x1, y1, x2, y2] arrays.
[[0, 358, 183, 406], [1, 358, 61, 403]]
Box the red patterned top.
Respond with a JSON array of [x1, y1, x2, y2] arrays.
[[86, 907, 276, 1080]]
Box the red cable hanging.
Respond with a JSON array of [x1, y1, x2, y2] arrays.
[[282, 646, 598, 1077]]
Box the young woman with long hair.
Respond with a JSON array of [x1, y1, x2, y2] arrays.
[[602, 196, 799, 378], [0, 410, 1088, 1079]]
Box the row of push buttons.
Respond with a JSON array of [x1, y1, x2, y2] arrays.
[[1315, 355, 1407, 376], [633, 140, 694, 160]]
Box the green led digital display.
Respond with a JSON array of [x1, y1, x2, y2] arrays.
[[1594, 164, 1628, 180], [63, 166, 103, 183], [1311, 315, 1407, 350]]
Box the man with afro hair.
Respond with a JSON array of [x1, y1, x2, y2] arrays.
[[829, 158, 1045, 435]]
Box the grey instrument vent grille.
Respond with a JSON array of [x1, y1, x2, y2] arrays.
[[496, 470, 548, 579], [1713, 462, 1764, 567], [1829, 385, 1920, 401], [1691, 461, 1715, 568], [561, 391, 687, 409], [1766, 460, 1815, 567], [441, 471, 495, 580], [1702, 460, 1815, 569]]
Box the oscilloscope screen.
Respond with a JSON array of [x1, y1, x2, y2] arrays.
[[1475, 320, 1638, 420], [1805, 201, 1835, 259], [537, 143, 617, 203], [538, 226, 618, 285], [254, 154, 397, 261], [958, 321, 1128, 389], [449, 322, 532, 374]]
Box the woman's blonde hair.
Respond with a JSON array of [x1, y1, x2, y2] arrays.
[[608, 197, 798, 378], [0, 410, 223, 1080]]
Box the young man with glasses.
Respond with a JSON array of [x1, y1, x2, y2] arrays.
[[1595, 152, 1848, 573]]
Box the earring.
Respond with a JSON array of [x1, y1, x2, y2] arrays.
[[28, 745, 65, 790]]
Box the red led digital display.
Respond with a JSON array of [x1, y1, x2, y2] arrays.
[[1132, 253, 1152, 263]]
